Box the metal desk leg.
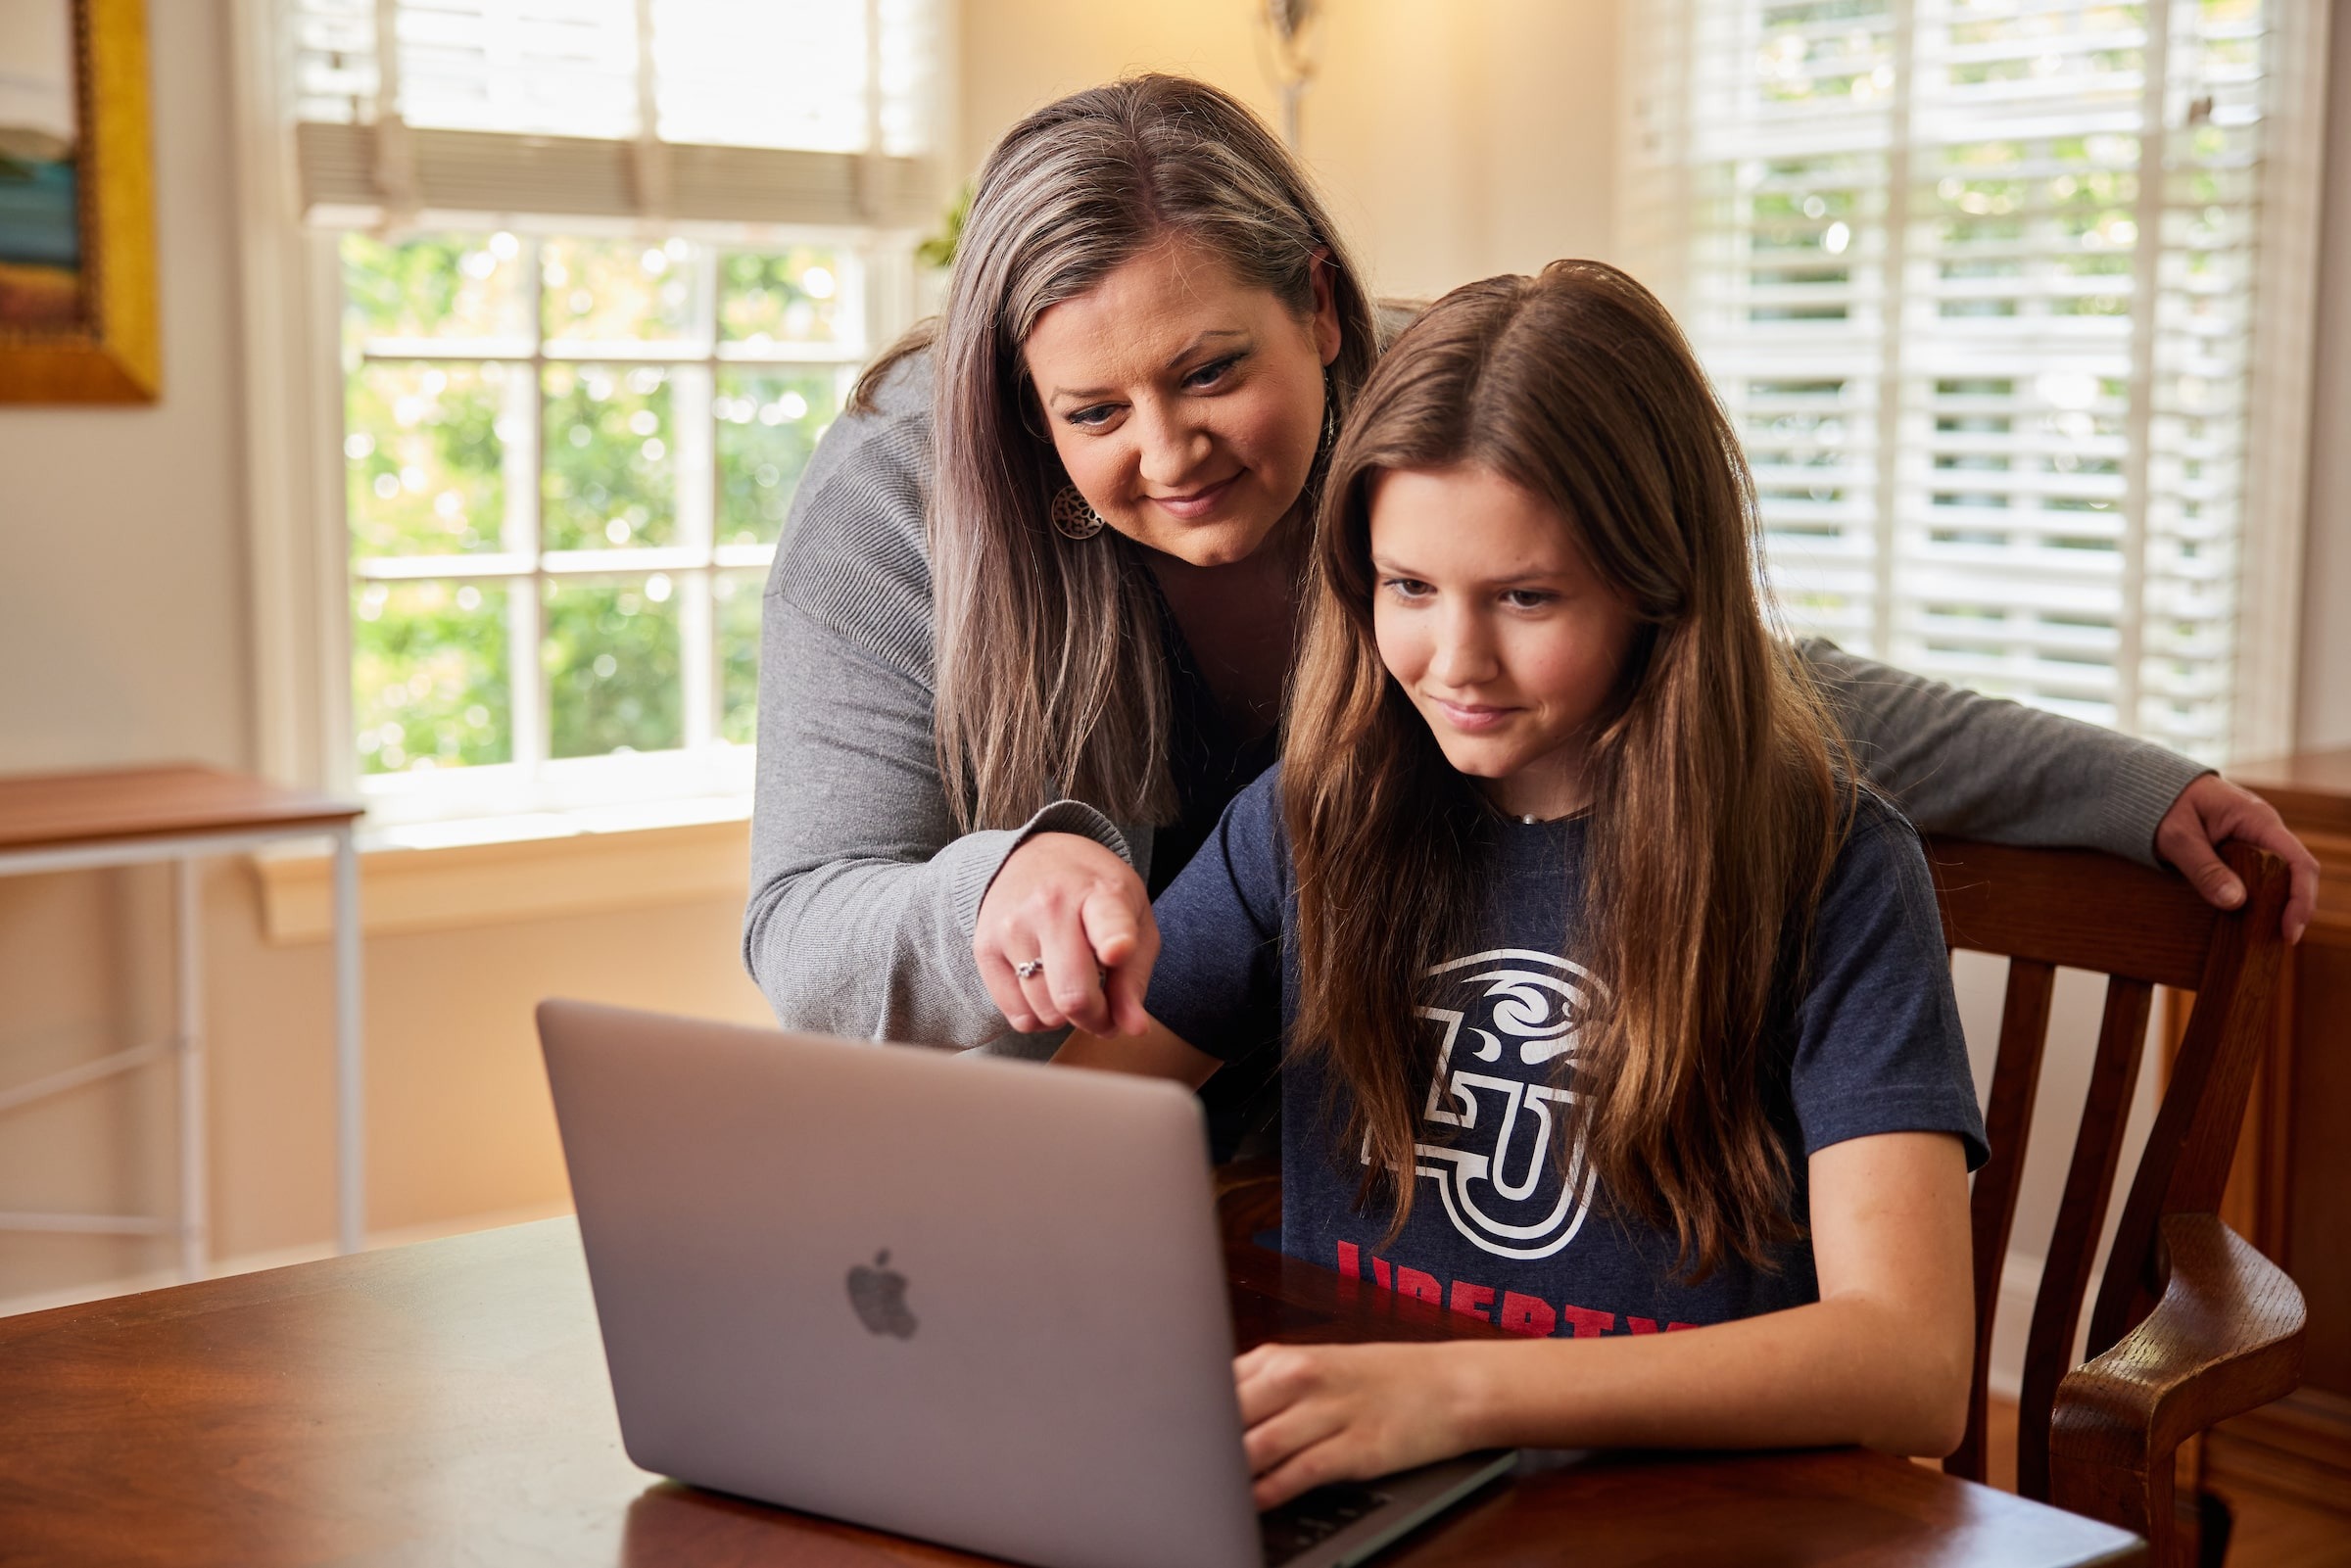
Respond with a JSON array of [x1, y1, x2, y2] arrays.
[[175, 857, 207, 1282], [333, 828, 363, 1255]]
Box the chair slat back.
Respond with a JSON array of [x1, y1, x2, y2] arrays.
[[1951, 957, 2053, 1482], [1921, 837, 2288, 1501]]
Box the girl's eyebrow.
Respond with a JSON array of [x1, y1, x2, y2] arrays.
[[1368, 553, 1574, 588], [1044, 330, 1251, 406]]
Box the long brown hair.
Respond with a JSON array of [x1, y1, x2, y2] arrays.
[[1283, 261, 1855, 1278], [912, 74, 1382, 831]]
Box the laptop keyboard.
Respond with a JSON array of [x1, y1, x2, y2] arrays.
[[1259, 1481, 1392, 1566]]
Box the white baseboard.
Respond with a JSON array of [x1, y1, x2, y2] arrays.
[[0, 1199, 575, 1320]]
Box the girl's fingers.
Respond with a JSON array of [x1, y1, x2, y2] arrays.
[[1251, 1433, 1356, 1511], [1243, 1401, 1347, 1480], [1232, 1345, 1309, 1426]]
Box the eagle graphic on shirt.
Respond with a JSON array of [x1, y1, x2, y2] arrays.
[[1406, 948, 1602, 1260]]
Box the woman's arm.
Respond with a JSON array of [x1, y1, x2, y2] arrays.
[[1799, 640, 2318, 939], [742, 358, 1151, 1051], [1233, 1130, 1973, 1508]]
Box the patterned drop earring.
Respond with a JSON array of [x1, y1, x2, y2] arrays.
[[1319, 367, 1339, 458], [1050, 484, 1106, 541]]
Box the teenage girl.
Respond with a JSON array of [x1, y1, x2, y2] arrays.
[[1055, 260, 1989, 1509]]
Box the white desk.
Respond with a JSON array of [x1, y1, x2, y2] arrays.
[[0, 765, 364, 1275]]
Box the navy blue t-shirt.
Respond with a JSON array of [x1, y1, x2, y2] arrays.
[[1145, 767, 1987, 1340]]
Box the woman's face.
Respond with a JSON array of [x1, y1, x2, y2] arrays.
[[1021, 235, 1341, 569]]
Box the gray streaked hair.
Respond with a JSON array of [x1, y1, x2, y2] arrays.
[[898, 73, 1383, 832]]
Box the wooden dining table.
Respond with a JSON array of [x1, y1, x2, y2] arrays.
[[0, 1210, 2145, 1566]]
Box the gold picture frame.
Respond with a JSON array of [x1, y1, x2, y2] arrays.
[[0, 0, 159, 402]]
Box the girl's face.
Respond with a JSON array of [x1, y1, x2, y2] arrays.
[[1021, 235, 1341, 569], [1369, 463, 1643, 820]]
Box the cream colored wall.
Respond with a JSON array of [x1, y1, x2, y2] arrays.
[[0, 1, 251, 774], [2295, 8, 2351, 752], [956, 0, 1625, 299]]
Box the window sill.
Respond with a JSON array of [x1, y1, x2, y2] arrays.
[[253, 800, 752, 944]]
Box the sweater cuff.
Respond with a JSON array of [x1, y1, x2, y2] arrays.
[[943, 799, 1136, 941], [2094, 747, 2212, 867]]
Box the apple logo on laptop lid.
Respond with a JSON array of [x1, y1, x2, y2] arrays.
[[846, 1250, 918, 1340]]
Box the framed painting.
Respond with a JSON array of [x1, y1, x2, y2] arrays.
[[0, 0, 157, 402]]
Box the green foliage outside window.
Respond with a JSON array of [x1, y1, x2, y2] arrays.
[[345, 361, 509, 556], [543, 238, 703, 342], [342, 233, 532, 346], [716, 367, 840, 545], [716, 569, 765, 745], [353, 581, 512, 774], [545, 578, 685, 758], [720, 248, 846, 344], [341, 229, 861, 780], [543, 364, 677, 551]]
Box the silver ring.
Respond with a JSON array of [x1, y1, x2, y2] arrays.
[[1014, 959, 1044, 980]]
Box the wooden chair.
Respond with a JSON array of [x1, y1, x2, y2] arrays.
[[1930, 835, 2304, 1566], [1213, 837, 2305, 1566]]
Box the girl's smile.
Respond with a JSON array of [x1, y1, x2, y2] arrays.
[[1368, 463, 1642, 820]]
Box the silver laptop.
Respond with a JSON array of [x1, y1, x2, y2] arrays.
[[538, 999, 1512, 1568]]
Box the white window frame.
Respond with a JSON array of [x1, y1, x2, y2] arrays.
[[1615, 0, 2331, 764], [344, 221, 908, 830], [229, 0, 937, 834]]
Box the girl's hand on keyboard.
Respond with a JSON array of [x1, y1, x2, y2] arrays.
[[1233, 1342, 1473, 1510]]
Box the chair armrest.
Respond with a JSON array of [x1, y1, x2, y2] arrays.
[[2051, 1212, 2306, 1473], [1215, 1157, 1281, 1253]]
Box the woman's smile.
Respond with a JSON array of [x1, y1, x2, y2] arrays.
[[1148, 471, 1243, 519]]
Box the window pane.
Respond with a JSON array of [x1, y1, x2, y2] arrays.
[[352, 580, 512, 774], [715, 566, 765, 744], [347, 361, 514, 557], [720, 248, 850, 346], [715, 367, 840, 545], [342, 232, 532, 350], [542, 238, 705, 344], [389, 0, 640, 139], [651, 2, 870, 153], [544, 576, 684, 758], [543, 364, 677, 550]]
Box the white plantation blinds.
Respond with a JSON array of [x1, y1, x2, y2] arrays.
[[1625, 0, 2282, 759], [285, 0, 945, 228]]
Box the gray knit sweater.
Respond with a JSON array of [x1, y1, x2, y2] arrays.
[[744, 353, 2207, 1057]]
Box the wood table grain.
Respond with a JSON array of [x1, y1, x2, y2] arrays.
[[0, 763, 359, 852], [0, 1218, 2146, 1567]]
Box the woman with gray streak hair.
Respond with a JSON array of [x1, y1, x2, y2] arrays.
[[742, 74, 2316, 1153]]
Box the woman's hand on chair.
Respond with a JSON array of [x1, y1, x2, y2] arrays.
[[975, 832, 1160, 1036], [2154, 774, 2321, 945]]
